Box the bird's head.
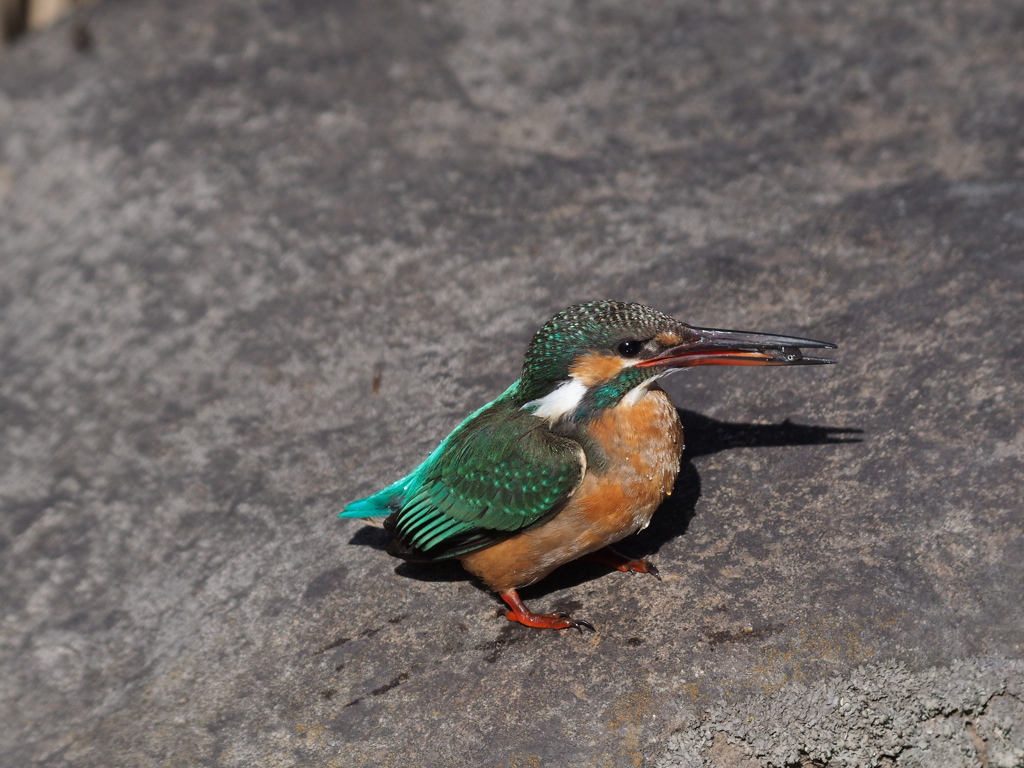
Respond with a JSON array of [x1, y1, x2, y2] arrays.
[[517, 300, 836, 423]]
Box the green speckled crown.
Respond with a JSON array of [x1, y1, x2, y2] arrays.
[[518, 300, 681, 400]]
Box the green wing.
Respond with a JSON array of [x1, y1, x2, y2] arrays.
[[385, 403, 585, 561]]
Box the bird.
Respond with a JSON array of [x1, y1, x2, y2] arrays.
[[341, 300, 836, 631]]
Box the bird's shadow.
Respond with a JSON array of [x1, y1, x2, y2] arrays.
[[348, 410, 862, 598]]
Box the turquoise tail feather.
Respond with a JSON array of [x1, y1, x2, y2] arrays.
[[339, 382, 519, 522], [340, 477, 409, 518]]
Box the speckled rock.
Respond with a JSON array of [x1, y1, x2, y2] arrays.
[[0, 0, 1022, 766], [658, 657, 1024, 768]]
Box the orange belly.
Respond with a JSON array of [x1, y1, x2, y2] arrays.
[[459, 387, 683, 592]]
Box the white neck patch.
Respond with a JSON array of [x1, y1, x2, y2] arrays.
[[522, 378, 588, 423], [621, 368, 679, 407]]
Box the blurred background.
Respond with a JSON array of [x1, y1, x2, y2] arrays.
[[1, 0, 96, 45]]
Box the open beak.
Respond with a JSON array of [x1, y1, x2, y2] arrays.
[[637, 326, 837, 368]]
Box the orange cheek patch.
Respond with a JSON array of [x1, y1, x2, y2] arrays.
[[569, 353, 627, 387], [655, 330, 683, 346]]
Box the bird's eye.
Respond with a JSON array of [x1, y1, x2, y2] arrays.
[[617, 340, 643, 357]]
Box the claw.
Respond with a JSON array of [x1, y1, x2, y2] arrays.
[[582, 546, 662, 580], [500, 590, 596, 632]]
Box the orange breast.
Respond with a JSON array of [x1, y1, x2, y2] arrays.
[[460, 387, 683, 592]]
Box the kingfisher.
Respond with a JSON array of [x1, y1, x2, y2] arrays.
[[341, 301, 835, 631]]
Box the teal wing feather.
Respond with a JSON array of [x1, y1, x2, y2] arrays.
[[391, 406, 584, 559], [340, 389, 513, 521], [343, 388, 585, 561]]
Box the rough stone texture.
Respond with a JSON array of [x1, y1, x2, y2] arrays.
[[659, 657, 1024, 768], [0, 0, 1022, 766]]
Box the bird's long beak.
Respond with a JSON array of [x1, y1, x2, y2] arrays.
[[637, 326, 837, 368]]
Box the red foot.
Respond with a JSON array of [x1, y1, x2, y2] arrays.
[[581, 546, 662, 580], [500, 590, 595, 633]]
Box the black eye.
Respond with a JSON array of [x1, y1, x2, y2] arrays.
[[617, 340, 643, 357]]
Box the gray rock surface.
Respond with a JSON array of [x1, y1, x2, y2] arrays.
[[0, 0, 1022, 766], [659, 657, 1024, 768]]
